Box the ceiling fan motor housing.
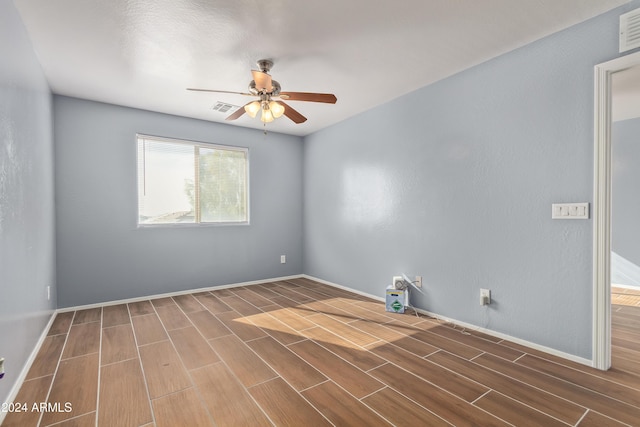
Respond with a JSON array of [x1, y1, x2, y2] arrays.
[[248, 79, 280, 96]]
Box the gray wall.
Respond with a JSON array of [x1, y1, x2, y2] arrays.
[[0, 1, 56, 403], [612, 117, 640, 285], [303, 2, 640, 359], [54, 96, 303, 307]]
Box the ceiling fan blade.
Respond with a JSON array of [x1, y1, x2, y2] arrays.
[[187, 88, 253, 96], [276, 101, 307, 124], [251, 70, 273, 92], [225, 103, 250, 121], [279, 92, 337, 104]]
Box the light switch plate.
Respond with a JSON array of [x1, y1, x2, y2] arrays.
[[552, 203, 589, 219]]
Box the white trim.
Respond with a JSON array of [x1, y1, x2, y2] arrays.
[[57, 274, 305, 312], [302, 275, 592, 367], [416, 308, 592, 367], [301, 274, 385, 302], [0, 311, 57, 425], [611, 283, 640, 290], [593, 60, 613, 371], [592, 51, 640, 371]]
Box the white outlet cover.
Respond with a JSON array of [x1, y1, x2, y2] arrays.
[[480, 288, 491, 305]]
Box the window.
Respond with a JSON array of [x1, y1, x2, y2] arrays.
[[137, 135, 248, 225]]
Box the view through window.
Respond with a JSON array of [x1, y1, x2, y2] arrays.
[[137, 135, 248, 225]]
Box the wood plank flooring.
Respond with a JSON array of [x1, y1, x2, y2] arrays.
[[4, 279, 640, 426]]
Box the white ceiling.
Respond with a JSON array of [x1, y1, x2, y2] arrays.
[[14, 0, 629, 136]]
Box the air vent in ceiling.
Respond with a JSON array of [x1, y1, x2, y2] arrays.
[[620, 8, 640, 53], [212, 102, 239, 114]]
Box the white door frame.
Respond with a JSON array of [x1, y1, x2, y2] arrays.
[[593, 51, 640, 370]]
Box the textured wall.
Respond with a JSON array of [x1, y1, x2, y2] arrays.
[[303, 2, 640, 359], [54, 97, 303, 307], [0, 1, 55, 404], [612, 117, 640, 285]]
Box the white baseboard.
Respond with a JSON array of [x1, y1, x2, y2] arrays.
[[301, 274, 385, 301], [414, 308, 592, 367], [302, 274, 593, 368], [58, 274, 305, 313], [0, 311, 57, 425]]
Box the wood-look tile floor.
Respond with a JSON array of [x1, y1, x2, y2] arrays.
[[4, 279, 640, 426]]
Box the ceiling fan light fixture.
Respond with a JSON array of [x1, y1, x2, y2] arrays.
[[244, 101, 261, 118], [269, 101, 285, 118], [261, 108, 274, 123]]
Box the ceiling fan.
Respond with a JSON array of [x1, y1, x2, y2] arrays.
[[187, 59, 337, 124]]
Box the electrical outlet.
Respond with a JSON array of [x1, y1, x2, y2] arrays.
[[392, 276, 404, 289], [47, 286, 51, 301], [480, 289, 491, 306], [415, 276, 422, 288], [280, 255, 286, 264]]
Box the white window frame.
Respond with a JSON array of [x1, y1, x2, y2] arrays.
[[136, 134, 250, 227]]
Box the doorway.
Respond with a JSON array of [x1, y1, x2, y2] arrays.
[[610, 63, 640, 372], [593, 51, 640, 370]]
